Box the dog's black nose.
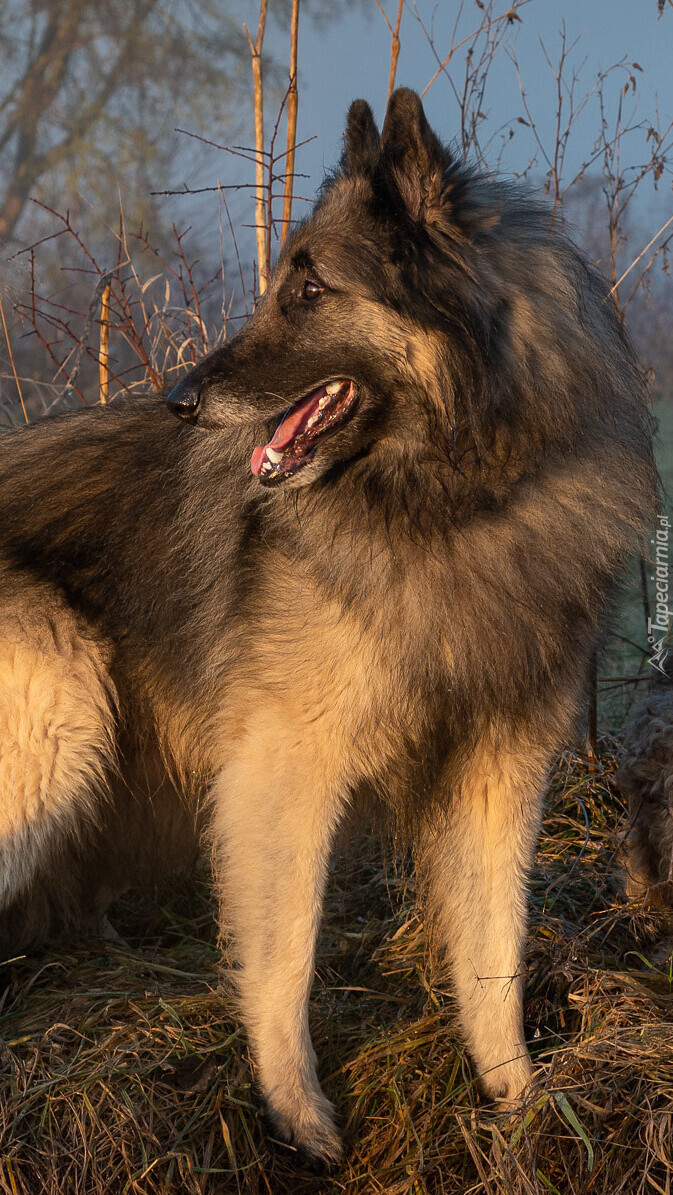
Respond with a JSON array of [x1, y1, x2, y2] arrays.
[[166, 378, 202, 422]]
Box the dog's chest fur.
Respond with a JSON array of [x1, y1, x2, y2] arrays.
[[219, 540, 454, 804]]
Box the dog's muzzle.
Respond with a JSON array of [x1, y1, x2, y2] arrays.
[[166, 377, 202, 423]]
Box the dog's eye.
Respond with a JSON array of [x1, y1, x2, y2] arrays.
[[302, 279, 324, 301]]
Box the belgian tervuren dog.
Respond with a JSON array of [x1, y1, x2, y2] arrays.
[[0, 90, 658, 1160]]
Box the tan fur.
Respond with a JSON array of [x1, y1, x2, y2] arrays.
[[417, 729, 558, 1103], [340, 300, 454, 423], [0, 583, 116, 905], [207, 558, 426, 1156], [211, 726, 347, 1160]]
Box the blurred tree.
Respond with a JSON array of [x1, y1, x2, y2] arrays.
[[0, 0, 362, 423], [0, 0, 253, 247]]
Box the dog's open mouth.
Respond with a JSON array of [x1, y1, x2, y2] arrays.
[[251, 380, 358, 482]]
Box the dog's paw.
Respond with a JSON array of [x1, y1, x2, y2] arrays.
[[266, 1094, 343, 1167], [481, 1053, 534, 1112]]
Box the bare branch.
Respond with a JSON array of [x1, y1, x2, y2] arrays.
[[418, 2, 529, 100], [609, 213, 673, 299]]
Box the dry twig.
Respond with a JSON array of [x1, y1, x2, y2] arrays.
[[98, 282, 111, 404]]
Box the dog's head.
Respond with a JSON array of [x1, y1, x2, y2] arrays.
[[167, 89, 485, 489]]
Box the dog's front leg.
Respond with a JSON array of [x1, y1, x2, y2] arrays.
[[211, 722, 347, 1163], [417, 733, 552, 1105]]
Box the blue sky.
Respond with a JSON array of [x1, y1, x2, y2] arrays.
[[166, 1, 673, 280], [181, 0, 669, 224], [294, 0, 672, 187]]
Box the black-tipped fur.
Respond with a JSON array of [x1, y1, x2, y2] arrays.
[[341, 98, 381, 177]]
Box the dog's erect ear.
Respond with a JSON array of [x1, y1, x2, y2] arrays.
[[341, 99, 381, 177], [380, 88, 449, 222]]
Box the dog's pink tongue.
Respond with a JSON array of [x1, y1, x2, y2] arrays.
[[250, 445, 267, 475], [251, 390, 322, 475]]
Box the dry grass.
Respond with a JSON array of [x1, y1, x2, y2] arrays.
[[0, 743, 672, 1194]]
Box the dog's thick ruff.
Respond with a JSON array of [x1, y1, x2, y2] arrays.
[[0, 89, 658, 1159]]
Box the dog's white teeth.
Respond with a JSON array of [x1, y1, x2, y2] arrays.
[[307, 414, 320, 428], [265, 447, 283, 465], [326, 381, 342, 395]]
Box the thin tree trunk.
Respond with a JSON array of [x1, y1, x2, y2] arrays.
[[0, 0, 80, 243], [244, 0, 269, 294], [281, 0, 301, 246]]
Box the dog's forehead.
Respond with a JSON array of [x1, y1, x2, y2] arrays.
[[290, 235, 377, 290], [288, 179, 381, 285]]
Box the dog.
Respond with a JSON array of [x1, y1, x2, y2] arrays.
[[0, 89, 658, 1161]]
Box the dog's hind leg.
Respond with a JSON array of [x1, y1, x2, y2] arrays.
[[211, 710, 348, 1164], [0, 597, 116, 943], [417, 730, 552, 1105]]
